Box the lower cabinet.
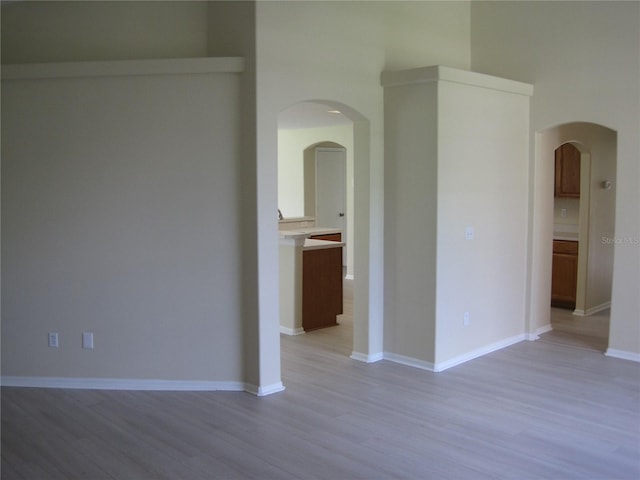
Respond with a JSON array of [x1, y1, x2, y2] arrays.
[[302, 246, 343, 331], [551, 240, 578, 309]]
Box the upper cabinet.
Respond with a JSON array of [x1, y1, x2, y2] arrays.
[[555, 143, 580, 198]]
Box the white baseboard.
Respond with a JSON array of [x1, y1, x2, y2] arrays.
[[528, 323, 553, 340], [382, 334, 526, 374], [573, 302, 611, 317], [383, 352, 435, 372], [350, 351, 383, 363], [0, 376, 246, 392], [1, 376, 289, 397], [432, 334, 525, 372], [605, 348, 640, 363], [245, 381, 286, 397], [280, 326, 305, 336]]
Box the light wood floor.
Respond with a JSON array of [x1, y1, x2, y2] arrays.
[[541, 307, 610, 352], [2, 283, 639, 479]]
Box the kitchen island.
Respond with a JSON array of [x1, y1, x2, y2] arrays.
[[279, 230, 344, 334]]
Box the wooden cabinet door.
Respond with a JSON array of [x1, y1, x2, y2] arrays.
[[302, 247, 343, 331], [551, 240, 578, 308], [555, 143, 580, 198]]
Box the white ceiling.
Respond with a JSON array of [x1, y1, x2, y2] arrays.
[[278, 101, 352, 130]]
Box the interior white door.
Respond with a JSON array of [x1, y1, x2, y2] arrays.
[[316, 147, 346, 264]]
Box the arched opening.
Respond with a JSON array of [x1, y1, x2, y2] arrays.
[[276, 100, 374, 365], [530, 122, 617, 352]]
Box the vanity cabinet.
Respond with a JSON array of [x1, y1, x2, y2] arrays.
[[555, 143, 580, 198], [551, 240, 578, 308]]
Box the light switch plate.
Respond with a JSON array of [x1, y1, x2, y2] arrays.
[[465, 226, 475, 240]]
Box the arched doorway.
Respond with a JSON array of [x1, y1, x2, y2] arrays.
[[277, 100, 377, 363], [529, 122, 617, 352]]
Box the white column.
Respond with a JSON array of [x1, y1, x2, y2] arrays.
[[279, 232, 307, 335]]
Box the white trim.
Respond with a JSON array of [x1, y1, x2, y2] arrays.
[[245, 382, 286, 397], [345, 274, 355, 280], [432, 334, 526, 372], [0, 376, 291, 396], [350, 351, 384, 363], [383, 352, 435, 372], [529, 323, 553, 340], [573, 302, 611, 317], [381, 65, 534, 96], [382, 334, 527, 374], [280, 326, 305, 336], [538, 324, 553, 335], [605, 349, 640, 363], [1, 57, 244, 81], [0, 376, 245, 391]]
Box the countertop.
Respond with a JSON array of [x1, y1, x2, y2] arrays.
[[554, 232, 579, 241], [291, 227, 342, 236], [279, 227, 342, 238], [553, 224, 579, 241], [279, 216, 315, 223], [303, 239, 345, 251]]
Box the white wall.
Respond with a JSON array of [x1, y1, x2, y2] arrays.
[[436, 79, 531, 365], [0, 0, 478, 388], [257, 0, 471, 361], [383, 82, 439, 364], [471, 1, 640, 356], [0, 1, 208, 63], [0, 1, 251, 388], [207, 2, 279, 394], [1, 66, 244, 383], [382, 67, 531, 369], [278, 126, 353, 218], [554, 197, 580, 226]]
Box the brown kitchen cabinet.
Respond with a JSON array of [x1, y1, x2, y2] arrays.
[[551, 240, 578, 308], [302, 244, 343, 331], [555, 143, 580, 198]]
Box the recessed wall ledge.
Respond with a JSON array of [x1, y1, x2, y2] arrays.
[[380, 65, 533, 97], [1, 57, 245, 81]]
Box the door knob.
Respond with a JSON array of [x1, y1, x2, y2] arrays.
[[339, 213, 345, 217]]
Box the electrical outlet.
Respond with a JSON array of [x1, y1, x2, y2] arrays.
[[463, 312, 470, 327], [48, 332, 59, 348], [82, 332, 94, 349], [561, 208, 567, 218]]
